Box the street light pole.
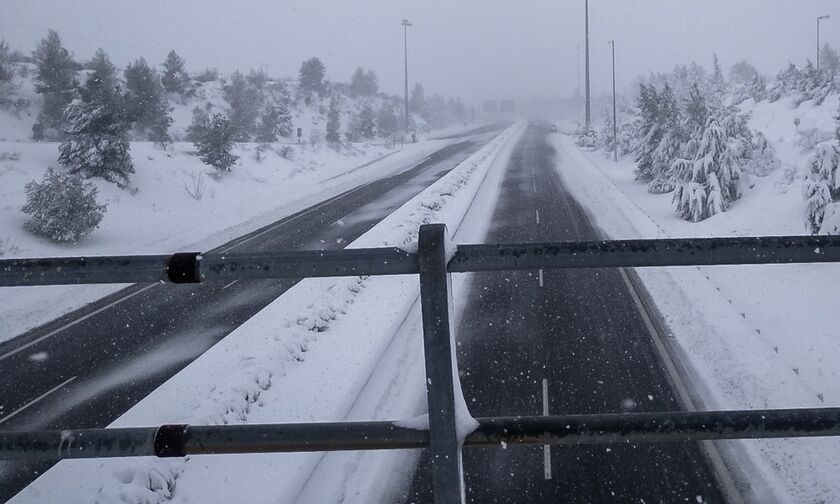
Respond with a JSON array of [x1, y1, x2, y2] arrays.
[[817, 15, 830, 71], [584, 0, 591, 129], [402, 19, 412, 137], [610, 40, 617, 162]]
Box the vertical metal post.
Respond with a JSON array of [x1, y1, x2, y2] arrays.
[[418, 224, 464, 504], [403, 19, 412, 138], [584, 0, 591, 129], [610, 40, 617, 162]]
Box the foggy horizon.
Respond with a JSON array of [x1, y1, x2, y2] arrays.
[[1, 0, 838, 105]]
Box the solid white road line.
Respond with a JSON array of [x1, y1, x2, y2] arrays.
[[617, 267, 745, 504], [538, 269, 544, 288], [0, 283, 159, 362], [542, 377, 552, 480], [535, 209, 540, 225], [0, 376, 76, 425], [222, 280, 239, 290]]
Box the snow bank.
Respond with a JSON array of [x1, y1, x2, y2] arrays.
[[9, 122, 526, 504], [550, 131, 840, 503]]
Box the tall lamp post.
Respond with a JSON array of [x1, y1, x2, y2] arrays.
[[817, 15, 831, 71], [584, 0, 591, 129], [609, 40, 617, 162], [402, 19, 413, 137]]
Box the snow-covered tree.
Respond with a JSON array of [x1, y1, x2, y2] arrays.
[[730, 60, 759, 86], [21, 167, 106, 242], [124, 57, 171, 143], [574, 125, 598, 149], [634, 83, 662, 181], [820, 43, 839, 78], [194, 113, 238, 171], [186, 106, 210, 143], [357, 103, 376, 139], [58, 50, 134, 187], [325, 95, 341, 144], [376, 102, 398, 138], [746, 131, 781, 176], [299, 57, 326, 102], [648, 83, 684, 189], [246, 68, 268, 97], [349, 67, 378, 96], [224, 70, 261, 141], [708, 53, 727, 97], [803, 143, 840, 233], [161, 50, 189, 95], [409, 83, 426, 116], [0, 39, 12, 84], [33, 30, 78, 134], [729, 60, 766, 104], [672, 115, 747, 221], [255, 103, 292, 143]]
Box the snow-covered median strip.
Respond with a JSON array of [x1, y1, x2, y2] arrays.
[[551, 133, 840, 504], [10, 122, 526, 504]]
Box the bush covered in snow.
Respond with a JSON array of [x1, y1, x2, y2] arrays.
[[21, 168, 106, 242], [573, 125, 598, 149]]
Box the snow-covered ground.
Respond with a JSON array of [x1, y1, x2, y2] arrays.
[[549, 92, 840, 502], [8, 122, 526, 504], [0, 138, 473, 342]]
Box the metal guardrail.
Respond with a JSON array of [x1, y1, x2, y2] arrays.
[[2, 227, 840, 503]]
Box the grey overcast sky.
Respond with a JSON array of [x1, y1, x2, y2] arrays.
[[0, 0, 838, 103]]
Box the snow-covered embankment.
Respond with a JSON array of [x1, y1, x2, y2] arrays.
[[10, 122, 526, 504], [551, 133, 840, 504]]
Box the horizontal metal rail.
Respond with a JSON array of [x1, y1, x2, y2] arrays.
[[2, 235, 839, 287], [448, 235, 840, 272], [2, 408, 839, 462]]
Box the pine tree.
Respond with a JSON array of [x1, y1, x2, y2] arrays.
[[0, 39, 12, 84], [358, 104, 376, 139], [325, 95, 341, 144], [649, 83, 683, 186], [299, 57, 326, 102], [58, 49, 134, 187], [376, 103, 398, 138], [709, 53, 727, 96], [224, 70, 261, 141], [124, 57, 171, 143], [349, 67, 378, 96], [684, 83, 708, 135], [32, 30, 78, 133], [194, 113, 238, 171], [634, 84, 661, 181], [804, 144, 840, 233], [275, 101, 293, 138], [835, 99, 840, 143], [161, 50, 190, 95], [255, 106, 280, 143], [186, 106, 210, 143], [672, 116, 745, 221], [820, 43, 840, 77], [21, 167, 106, 243], [247, 68, 268, 97], [409, 83, 426, 116]]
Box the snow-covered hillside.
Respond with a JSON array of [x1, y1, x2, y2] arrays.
[[0, 56, 485, 341]]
